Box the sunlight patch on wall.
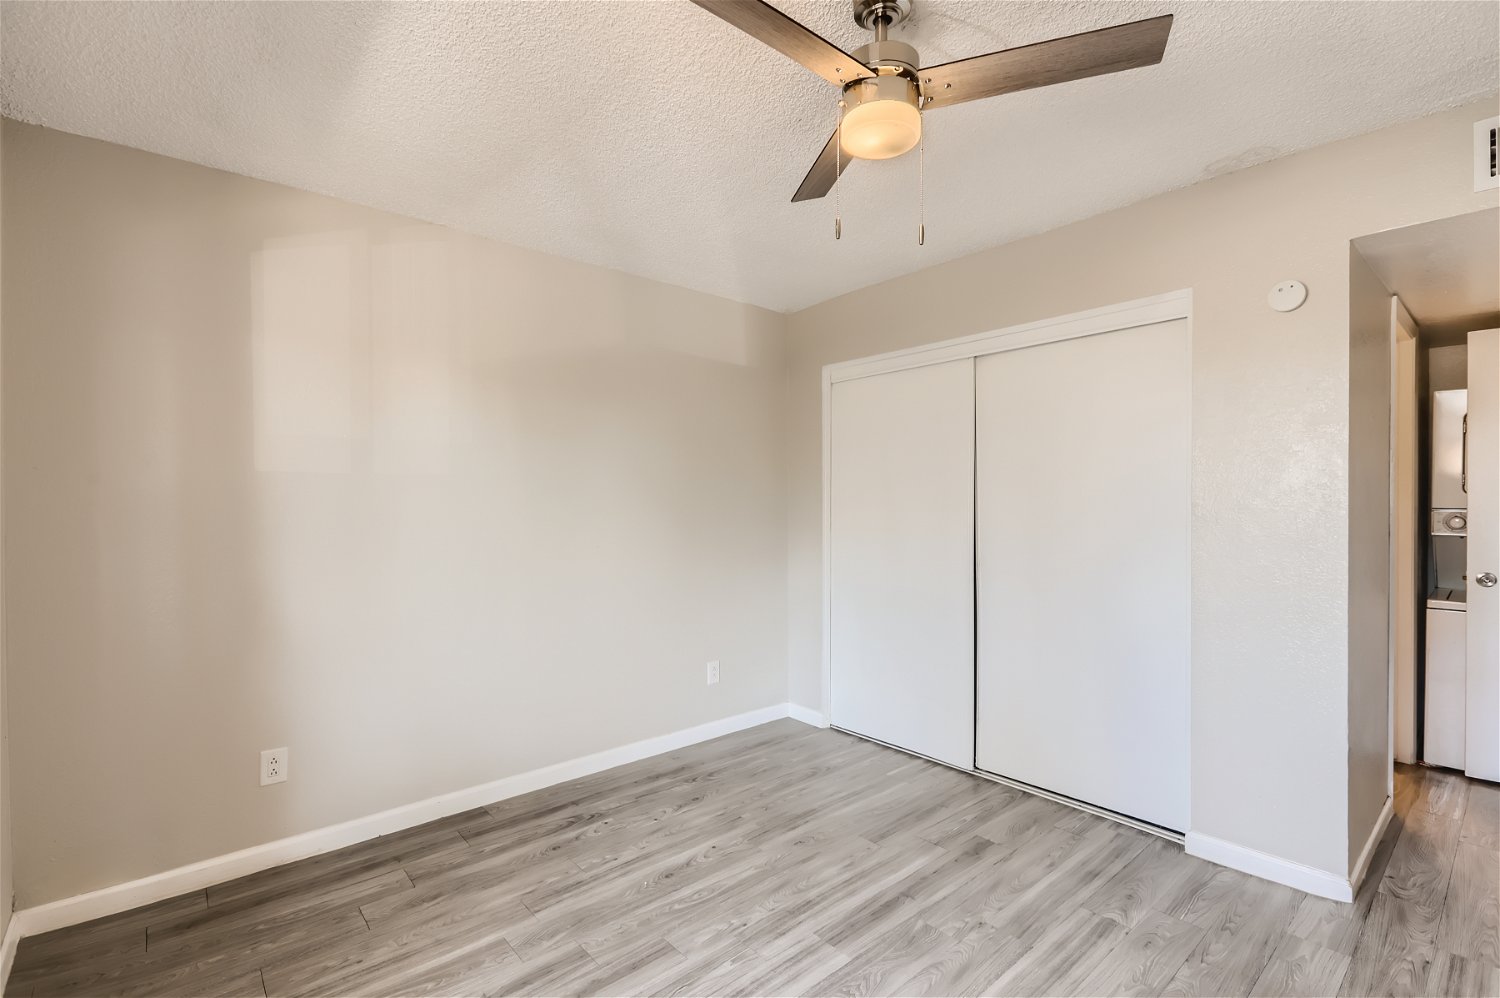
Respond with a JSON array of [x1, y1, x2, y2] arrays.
[[372, 235, 452, 475], [251, 236, 356, 473]]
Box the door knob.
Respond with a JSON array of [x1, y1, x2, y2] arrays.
[[1479, 573, 1498, 588]]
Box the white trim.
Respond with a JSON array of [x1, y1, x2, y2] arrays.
[[1389, 299, 1420, 770], [8, 703, 808, 943], [786, 703, 829, 728], [1386, 295, 1398, 786], [0, 916, 20, 993], [825, 289, 1193, 385], [819, 290, 1192, 723], [1350, 796, 1395, 894], [1185, 831, 1354, 902], [1389, 296, 1398, 794], [1181, 311, 1196, 840], [820, 363, 834, 728]]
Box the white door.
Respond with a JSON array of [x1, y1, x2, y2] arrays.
[[830, 359, 975, 768], [1466, 327, 1499, 782], [975, 319, 1190, 831]]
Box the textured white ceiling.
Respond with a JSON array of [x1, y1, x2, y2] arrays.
[[2, 1, 1497, 311]]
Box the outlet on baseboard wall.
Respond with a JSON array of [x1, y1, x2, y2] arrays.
[[706, 660, 720, 685], [260, 747, 289, 786]]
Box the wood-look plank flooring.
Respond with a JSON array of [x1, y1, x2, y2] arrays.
[[8, 721, 1499, 997]]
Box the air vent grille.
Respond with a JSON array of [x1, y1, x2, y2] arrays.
[[1478, 116, 1499, 192]]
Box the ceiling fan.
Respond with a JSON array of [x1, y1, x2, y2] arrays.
[[690, 0, 1173, 204]]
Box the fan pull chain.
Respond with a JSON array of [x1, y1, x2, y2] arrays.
[[834, 100, 844, 240], [917, 111, 925, 246]]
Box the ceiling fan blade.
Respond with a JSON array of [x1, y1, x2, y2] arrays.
[[920, 14, 1173, 110], [691, 0, 876, 86], [791, 129, 852, 202]]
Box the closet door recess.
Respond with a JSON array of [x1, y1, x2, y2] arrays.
[[830, 358, 975, 769], [975, 319, 1190, 832]]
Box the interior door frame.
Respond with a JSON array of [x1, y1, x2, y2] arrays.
[[819, 289, 1194, 823], [1389, 298, 1419, 782]]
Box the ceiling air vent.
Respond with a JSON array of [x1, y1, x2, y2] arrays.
[[1478, 116, 1499, 192]]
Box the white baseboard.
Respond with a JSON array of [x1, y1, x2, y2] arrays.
[[12, 702, 809, 942], [786, 703, 828, 728], [1349, 796, 1395, 894], [0, 915, 20, 993], [1185, 831, 1353, 902]]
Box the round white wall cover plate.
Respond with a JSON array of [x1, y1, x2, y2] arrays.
[[1268, 280, 1308, 312]]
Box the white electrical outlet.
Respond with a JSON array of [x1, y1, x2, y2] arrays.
[[260, 747, 289, 786], [706, 660, 720, 685]]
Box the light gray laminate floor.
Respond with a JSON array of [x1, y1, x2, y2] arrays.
[[7, 720, 1499, 997]]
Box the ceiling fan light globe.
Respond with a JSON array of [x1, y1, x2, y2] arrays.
[[840, 99, 921, 160]]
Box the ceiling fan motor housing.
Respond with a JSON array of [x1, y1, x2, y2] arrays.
[[843, 37, 923, 138], [843, 73, 921, 116], [851, 40, 919, 76], [841, 26, 923, 160]]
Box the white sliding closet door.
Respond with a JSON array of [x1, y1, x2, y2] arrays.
[[975, 319, 1190, 831], [831, 358, 975, 768]]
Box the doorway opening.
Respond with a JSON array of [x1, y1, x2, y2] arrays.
[[1350, 206, 1500, 847]]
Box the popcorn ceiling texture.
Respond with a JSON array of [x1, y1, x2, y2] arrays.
[[1, 0, 1496, 311]]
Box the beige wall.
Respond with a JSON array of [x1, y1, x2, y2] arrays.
[[1, 119, 790, 906], [787, 99, 1500, 878]]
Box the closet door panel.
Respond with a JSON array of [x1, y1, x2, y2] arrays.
[[975, 319, 1190, 831], [830, 359, 975, 768], [1467, 327, 1499, 782]]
